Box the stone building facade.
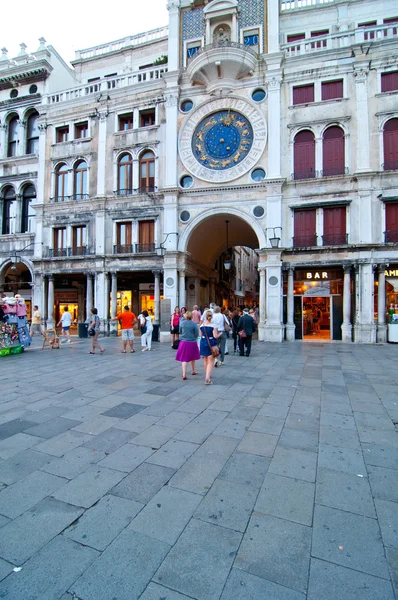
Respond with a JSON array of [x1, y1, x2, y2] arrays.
[[1, 0, 398, 343]]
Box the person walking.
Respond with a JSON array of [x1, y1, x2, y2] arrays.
[[139, 310, 153, 352], [200, 310, 221, 385], [211, 306, 227, 367], [170, 307, 180, 348], [175, 310, 200, 379], [231, 309, 240, 353], [30, 305, 43, 337], [57, 306, 72, 343], [111, 305, 137, 353], [237, 307, 256, 357], [88, 308, 104, 354]]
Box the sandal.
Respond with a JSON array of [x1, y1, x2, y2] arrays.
[[191, 372, 198, 375], [100, 349, 105, 354], [88, 351, 95, 354], [182, 376, 187, 380], [205, 380, 213, 385]]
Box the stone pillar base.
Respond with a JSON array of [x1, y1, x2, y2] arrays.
[[341, 323, 353, 343], [353, 324, 376, 344], [376, 324, 387, 344], [263, 324, 284, 343], [46, 319, 54, 330], [160, 331, 171, 343], [285, 324, 296, 342], [110, 323, 118, 336], [257, 323, 265, 342]]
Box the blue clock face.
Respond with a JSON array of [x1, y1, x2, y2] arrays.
[[192, 110, 253, 170]]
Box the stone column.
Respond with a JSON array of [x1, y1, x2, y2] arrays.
[[209, 277, 216, 304], [342, 265, 352, 342], [286, 267, 295, 341], [0, 124, 7, 159], [36, 122, 47, 204], [96, 113, 107, 197], [43, 275, 48, 322], [153, 270, 161, 325], [260, 249, 284, 342], [377, 264, 387, 343], [266, 75, 282, 179], [163, 84, 179, 188], [110, 272, 118, 336], [258, 266, 266, 341], [179, 270, 186, 308], [353, 262, 376, 343], [16, 119, 25, 157], [86, 273, 93, 321], [104, 272, 110, 335], [354, 64, 370, 172], [267, 0, 280, 53], [167, 0, 180, 71], [232, 12, 238, 42], [47, 275, 54, 328]]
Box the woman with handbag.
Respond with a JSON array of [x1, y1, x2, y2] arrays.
[[139, 310, 153, 352], [199, 310, 222, 385], [175, 311, 200, 379], [88, 308, 104, 354]]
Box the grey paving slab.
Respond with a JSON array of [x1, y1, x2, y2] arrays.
[[129, 424, 180, 448], [194, 478, 258, 532], [237, 431, 278, 457], [0, 498, 84, 565], [139, 583, 193, 600], [235, 513, 311, 593], [129, 486, 202, 544], [228, 404, 259, 420], [72, 414, 121, 435], [220, 569, 305, 600], [257, 403, 290, 419], [0, 536, 99, 600], [0, 432, 43, 460], [60, 404, 106, 422], [308, 557, 395, 600], [316, 467, 376, 517], [318, 443, 367, 476], [0, 449, 53, 485], [101, 402, 146, 419], [98, 442, 154, 472], [157, 410, 196, 429], [111, 462, 175, 504], [387, 548, 398, 599], [71, 529, 170, 600], [64, 494, 142, 550], [249, 415, 285, 436], [51, 466, 125, 508], [255, 473, 315, 526], [175, 409, 228, 444], [354, 412, 395, 430], [82, 427, 136, 453], [0, 418, 37, 442], [218, 451, 270, 489], [146, 438, 199, 470], [320, 412, 356, 430], [33, 430, 93, 457], [279, 427, 319, 453], [319, 425, 361, 449], [362, 443, 398, 470], [24, 417, 82, 439], [41, 446, 105, 479], [213, 417, 251, 440], [375, 499, 398, 549], [0, 558, 13, 583], [312, 504, 390, 579], [154, 518, 242, 600], [368, 465, 398, 502], [289, 402, 320, 417], [268, 446, 317, 483], [113, 412, 160, 433], [358, 426, 398, 448], [285, 413, 320, 432], [321, 401, 353, 416]]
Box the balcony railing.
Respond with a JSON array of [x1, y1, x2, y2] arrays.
[[384, 230, 398, 243], [135, 243, 156, 254], [281, 0, 335, 10], [293, 235, 317, 247], [320, 167, 349, 177], [291, 168, 348, 180], [291, 170, 318, 181], [187, 41, 258, 64], [47, 246, 88, 257], [69, 246, 87, 256], [322, 233, 348, 246], [48, 248, 68, 258], [113, 243, 156, 255], [50, 194, 89, 203], [383, 161, 398, 172], [113, 186, 158, 197], [113, 244, 134, 254]]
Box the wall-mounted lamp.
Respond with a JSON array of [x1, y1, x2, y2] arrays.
[[10, 241, 42, 270], [267, 227, 282, 249], [155, 232, 179, 255]]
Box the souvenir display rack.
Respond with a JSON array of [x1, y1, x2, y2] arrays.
[[0, 296, 31, 357]]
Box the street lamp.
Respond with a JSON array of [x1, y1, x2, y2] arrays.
[[9, 241, 42, 270], [267, 227, 282, 248]]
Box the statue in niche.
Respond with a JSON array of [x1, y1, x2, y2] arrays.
[[213, 24, 231, 45]]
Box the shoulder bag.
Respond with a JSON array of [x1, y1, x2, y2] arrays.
[[203, 326, 220, 357]]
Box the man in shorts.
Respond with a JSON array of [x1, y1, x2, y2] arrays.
[[57, 306, 73, 343], [112, 305, 137, 353], [30, 305, 43, 336]]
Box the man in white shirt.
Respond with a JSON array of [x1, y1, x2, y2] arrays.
[[211, 306, 227, 366], [57, 306, 73, 343]]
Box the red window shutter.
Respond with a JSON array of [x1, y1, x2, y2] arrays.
[[323, 207, 346, 245], [381, 71, 398, 93], [321, 80, 343, 101], [383, 119, 398, 170], [359, 21, 376, 40], [310, 30, 329, 48], [293, 84, 314, 105], [294, 209, 316, 247], [287, 33, 305, 43], [294, 130, 315, 179], [386, 203, 398, 242], [383, 17, 398, 35], [323, 127, 345, 176]]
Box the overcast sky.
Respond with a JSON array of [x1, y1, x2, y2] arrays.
[[2, 0, 169, 66]]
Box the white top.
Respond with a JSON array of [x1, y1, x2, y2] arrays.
[[211, 312, 225, 332], [139, 314, 153, 330], [200, 308, 213, 323], [61, 312, 73, 326]]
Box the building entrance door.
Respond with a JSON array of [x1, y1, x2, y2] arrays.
[[303, 297, 331, 340]]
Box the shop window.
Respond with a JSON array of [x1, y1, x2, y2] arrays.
[[323, 206, 347, 245], [311, 29, 329, 48], [21, 185, 36, 233], [72, 225, 87, 255], [118, 113, 134, 131], [321, 80, 343, 101], [322, 126, 345, 176], [293, 130, 315, 179], [115, 222, 132, 253], [55, 163, 69, 202], [381, 71, 398, 93], [139, 150, 155, 192], [287, 33, 305, 43], [383, 118, 398, 171], [294, 209, 317, 247], [137, 220, 155, 253], [385, 202, 398, 242], [7, 115, 19, 157], [1, 186, 16, 235], [186, 40, 201, 60], [73, 160, 88, 200], [56, 126, 69, 143], [358, 21, 377, 40], [74, 122, 88, 139], [26, 111, 39, 154], [293, 84, 314, 105], [53, 227, 67, 257], [383, 17, 398, 36], [139, 109, 156, 128], [117, 153, 133, 195]]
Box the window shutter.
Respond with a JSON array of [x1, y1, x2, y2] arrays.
[[287, 33, 305, 43], [293, 84, 314, 105], [383, 119, 398, 171], [323, 207, 346, 245], [294, 130, 315, 179], [381, 72, 398, 93], [321, 80, 343, 101], [294, 209, 316, 246], [322, 127, 345, 176], [139, 220, 154, 245], [386, 203, 398, 241]]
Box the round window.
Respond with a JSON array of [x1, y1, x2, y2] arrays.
[[252, 88, 266, 102], [166, 277, 175, 287], [180, 175, 193, 189], [269, 276, 279, 286], [181, 100, 193, 113], [251, 168, 266, 182], [10, 89, 18, 99], [253, 206, 265, 218], [29, 84, 38, 94], [180, 210, 191, 223]]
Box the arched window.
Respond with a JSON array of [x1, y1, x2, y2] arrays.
[[73, 160, 88, 200], [322, 126, 345, 176], [117, 153, 133, 196], [139, 150, 155, 192], [7, 115, 19, 157], [2, 186, 16, 234], [21, 185, 36, 233], [293, 130, 315, 180], [383, 118, 398, 171], [55, 164, 69, 202], [26, 112, 39, 154]]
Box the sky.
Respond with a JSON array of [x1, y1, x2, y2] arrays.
[[2, 0, 169, 66]]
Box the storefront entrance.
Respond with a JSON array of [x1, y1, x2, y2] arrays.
[[303, 297, 330, 340]]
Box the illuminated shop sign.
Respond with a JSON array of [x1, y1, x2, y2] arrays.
[[385, 269, 398, 277], [305, 272, 329, 280]]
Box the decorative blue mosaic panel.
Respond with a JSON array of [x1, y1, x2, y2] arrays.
[[239, 0, 265, 49]]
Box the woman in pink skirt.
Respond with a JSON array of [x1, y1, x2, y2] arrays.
[[175, 311, 200, 379]]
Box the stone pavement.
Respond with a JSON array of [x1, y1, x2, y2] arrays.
[[0, 334, 397, 600]]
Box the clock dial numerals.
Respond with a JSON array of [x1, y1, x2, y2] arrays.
[[192, 110, 253, 170]]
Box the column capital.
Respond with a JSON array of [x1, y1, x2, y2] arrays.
[[47, 274, 54, 281], [378, 263, 387, 273], [152, 269, 161, 277], [343, 263, 353, 274]]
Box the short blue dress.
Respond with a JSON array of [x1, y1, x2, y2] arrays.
[[199, 325, 218, 357]]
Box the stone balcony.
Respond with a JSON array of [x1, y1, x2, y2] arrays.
[[186, 42, 258, 92]]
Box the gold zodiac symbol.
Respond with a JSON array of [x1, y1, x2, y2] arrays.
[[234, 152, 241, 162], [236, 120, 245, 128], [221, 159, 231, 167], [195, 143, 203, 153], [197, 131, 204, 141], [205, 119, 217, 127], [242, 129, 249, 136]]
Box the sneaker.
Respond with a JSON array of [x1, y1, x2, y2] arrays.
[[66, 340, 71, 344], [225, 352, 229, 355], [218, 362, 223, 367]]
